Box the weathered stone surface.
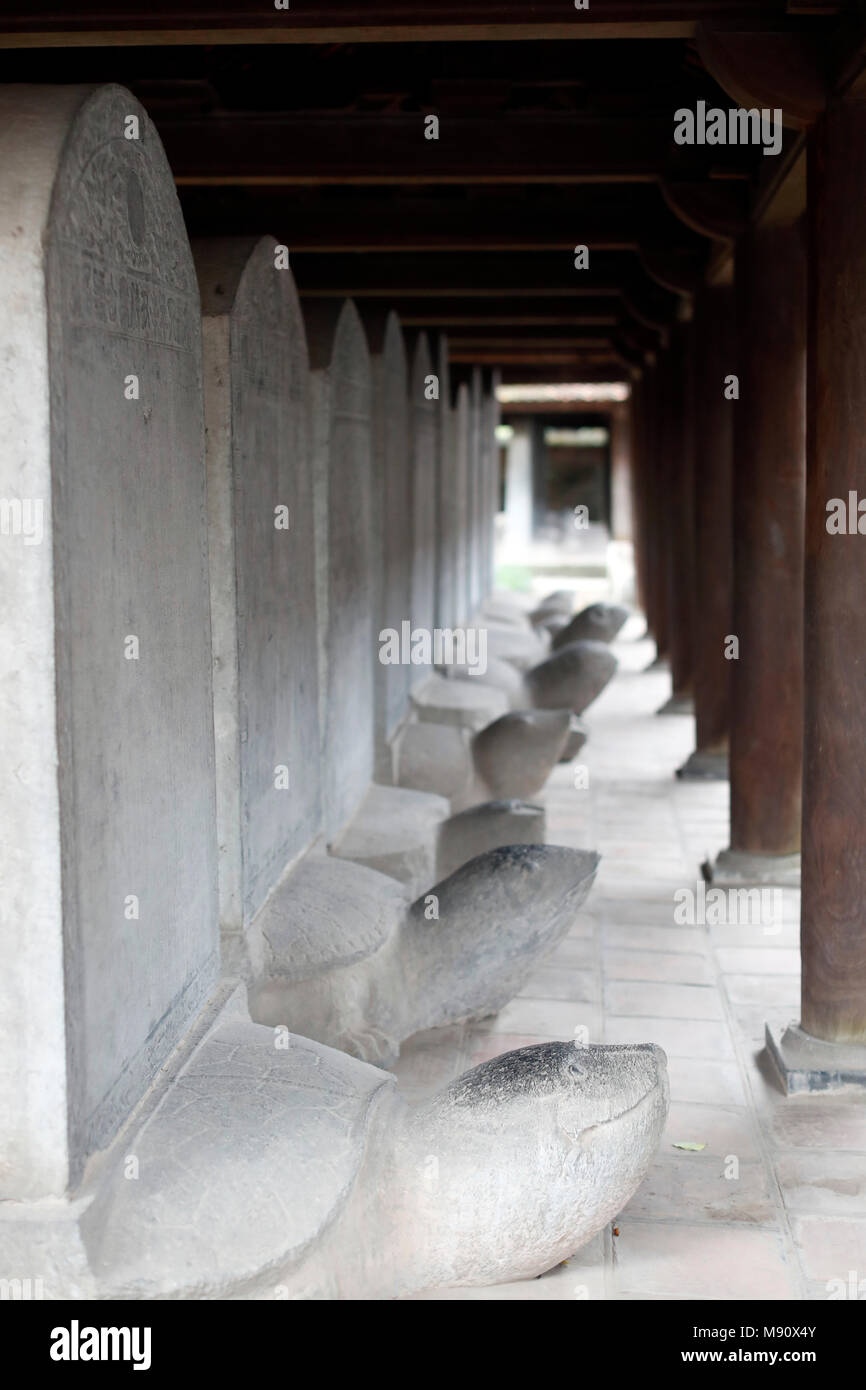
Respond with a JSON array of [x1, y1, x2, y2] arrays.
[[196, 237, 316, 933], [248, 854, 407, 984], [560, 715, 589, 762], [472, 709, 572, 800], [552, 602, 630, 648], [437, 800, 546, 879], [69, 1009, 666, 1298], [434, 334, 458, 631], [467, 366, 484, 615], [84, 1013, 396, 1299], [248, 843, 600, 1065], [479, 371, 501, 597], [452, 380, 471, 624], [0, 84, 217, 1196], [409, 332, 438, 681], [361, 309, 412, 776], [486, 623, 549, 670], [525, 641, 618, 715], [396, 721, 473, 802], [329, 783, 450, 898], [306, 300, 375, 837], [411, 672, 508, 732]]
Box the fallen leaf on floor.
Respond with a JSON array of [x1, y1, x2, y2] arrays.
[[672, 1141, 706, 1151]]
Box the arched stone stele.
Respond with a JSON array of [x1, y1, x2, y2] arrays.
[[306, 299, 375, 838], [195, 237, 318, 937], [0, 85, 217, 1195]]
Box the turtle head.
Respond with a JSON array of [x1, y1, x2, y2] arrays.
[[405, 845, 600, 1029], [404, 1040, 668, 1289]]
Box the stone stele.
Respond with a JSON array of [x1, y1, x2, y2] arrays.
[[0, 83, 217, 1198]]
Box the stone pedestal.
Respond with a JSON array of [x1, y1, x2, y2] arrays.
[[706, 849, 801, 889], [657, 693, 694, 717], [677, 747, 728, 782], [766, 1023, 866, 1095]]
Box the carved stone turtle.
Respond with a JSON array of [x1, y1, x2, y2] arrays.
[[90, 1017, 667, 1299], [525, 640, 618, 715], [552, 602, 630, 649], [246, 842, 599, 1066]]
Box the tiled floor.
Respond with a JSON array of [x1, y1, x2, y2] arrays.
[[394, 623, 866, 1300]]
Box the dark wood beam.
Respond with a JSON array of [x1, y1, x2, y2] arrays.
[[391, 298, 623, 327], [157, 112, 753, 186], [178, 187, 704, 255], [447, 328, 618, 349], [498, 363, 631, 384], [449, 348, 627, 365], [498, 398, 617, 416], [0, 3, 838, 48], [294, 251, 682, 326]]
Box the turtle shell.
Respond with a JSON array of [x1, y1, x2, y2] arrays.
[[92, 1014, 394, 1297]]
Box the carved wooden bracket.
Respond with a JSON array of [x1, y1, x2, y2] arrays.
[[696, 24, 827, 129]]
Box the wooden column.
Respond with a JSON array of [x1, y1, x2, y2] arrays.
[[721, 194, 806, 875], [645, 356, 670, 660], [659, 323, 695, 707], [630, 371, 652, 622], [801, 93, 866, 1043], [609, 400, 634, 543], [679, 280, 735, 777]]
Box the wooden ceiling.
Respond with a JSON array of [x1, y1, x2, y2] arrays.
[[0, 1, 854, 381]]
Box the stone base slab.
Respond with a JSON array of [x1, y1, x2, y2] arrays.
[[656, 693, 694, 716], [705, 848, 801, 888], [436, 799, 546, 879], [395, 720, 473, 802], [677, 749, 728, 781], [765, 1022, 866, 1095], [411, 674, 508, 733], [329, 783, 449, 897]]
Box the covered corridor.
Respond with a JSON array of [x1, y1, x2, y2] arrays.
[[0, 1, 865, 1313]]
